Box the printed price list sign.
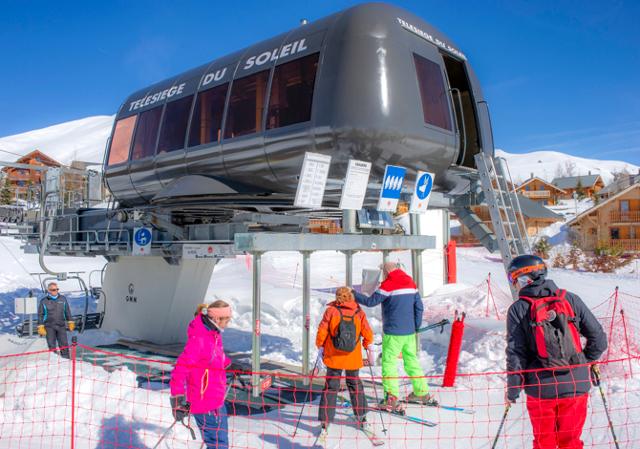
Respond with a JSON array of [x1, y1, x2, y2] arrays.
[[294, 152, 332, 208]]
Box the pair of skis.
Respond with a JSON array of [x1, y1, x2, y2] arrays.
[[402, 397, 475, 415]]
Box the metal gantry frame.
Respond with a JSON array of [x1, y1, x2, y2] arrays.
[[235, 232, 436, 397]]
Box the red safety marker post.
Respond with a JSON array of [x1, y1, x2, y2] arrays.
[[442, 311, 465, 387], [445, 240, 457, 284]]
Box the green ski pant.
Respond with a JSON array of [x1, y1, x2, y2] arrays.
[[381, 333, 428, 398]]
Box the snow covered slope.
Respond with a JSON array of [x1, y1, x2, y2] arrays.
[[0, 116, 114, 166], [497, 149, 639, 184]]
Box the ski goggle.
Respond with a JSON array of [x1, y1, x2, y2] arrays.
[[508, 263, 546, 285]]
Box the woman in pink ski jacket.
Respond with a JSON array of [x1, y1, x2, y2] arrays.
[[170, 300, 233, 448]]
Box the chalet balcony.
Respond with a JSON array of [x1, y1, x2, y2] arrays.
[[8, 174, 34, 182], [521, 190, 551, 199], [610, 210, 640, 223], [609, 239, 640, 252]]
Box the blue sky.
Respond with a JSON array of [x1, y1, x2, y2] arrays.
[[1, 0, 638, 164]]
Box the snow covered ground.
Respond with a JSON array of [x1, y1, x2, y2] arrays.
[[0, 231, 638, 448]]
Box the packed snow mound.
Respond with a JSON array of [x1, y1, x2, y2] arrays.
[[424, 281, 512, 322], [497, 149, 639, 184], [0, 116, 114, 166]]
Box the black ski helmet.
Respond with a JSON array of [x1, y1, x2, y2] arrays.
[[507, 254, 547, 285]]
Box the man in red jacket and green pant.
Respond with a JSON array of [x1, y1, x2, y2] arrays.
[[354, 262, 436, 413]]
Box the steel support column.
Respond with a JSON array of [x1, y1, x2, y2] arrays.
[[345, 250, 353, 287], [252, 252, 262, 397], [410, 214, 424, 297], [302, 251, 311, 385]]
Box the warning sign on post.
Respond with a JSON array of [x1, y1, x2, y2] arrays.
[[132, 227, 152, 256], [294, 152, 332, 209], [377, 165, 406, 212], [182, 244, 236, 259], [410, 171, 435, 213], [339, 159, 371, 210]]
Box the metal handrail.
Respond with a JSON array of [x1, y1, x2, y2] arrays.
[[500, 157, 531, 253]]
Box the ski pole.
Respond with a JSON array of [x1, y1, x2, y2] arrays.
[[292, 356, 320, 437], [152, 420, 178, 449], [367, 359, 388, 434], [417, 319, 450, 334], [592, 365, 621, 449], [490, 403, 511, 449], [375, 320, 451, 345]]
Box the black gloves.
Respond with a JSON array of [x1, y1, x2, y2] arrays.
[[170, 395, 190, 421]]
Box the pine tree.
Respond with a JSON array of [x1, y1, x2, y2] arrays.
[[575, 178, 586, 200], [0, 178, 13, 205]]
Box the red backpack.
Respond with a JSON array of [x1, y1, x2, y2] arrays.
[[519, 290, 583, 368]]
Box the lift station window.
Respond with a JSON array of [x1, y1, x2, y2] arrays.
[[131, 107, 162, 161], [267, 53, 319, 129], [188, 83, 229, 147], [157, 95, 194, 154], [413, 54, 452, 131], [224, 70, 269, 139], [107, 116, 137, 166]]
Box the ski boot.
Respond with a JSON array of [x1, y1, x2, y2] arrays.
[[378, 393, 406, 415], [405, 392, 439, 406]]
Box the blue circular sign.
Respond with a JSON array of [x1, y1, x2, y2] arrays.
[[415, 173, 433, 200], [134, 228, 152, 246]]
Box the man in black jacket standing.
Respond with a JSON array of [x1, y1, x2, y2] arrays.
[[505, 255, 607, 449], [37, 282, 75, 358]]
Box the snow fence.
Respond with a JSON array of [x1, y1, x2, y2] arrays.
[[0, 343, 639, 449]]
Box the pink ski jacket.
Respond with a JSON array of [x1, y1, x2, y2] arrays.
[[170, 316, 231, 414]]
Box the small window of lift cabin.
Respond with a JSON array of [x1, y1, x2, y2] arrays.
[[224, 70, 269, 139], [188, 83, 229, 147], [267, 53, 319, 129], [130, 107, 162, 161], [413, 53, 453, 132], [157, 95, 194, 154], [440, 54, 481, 169], [107, 115, 137, 166]]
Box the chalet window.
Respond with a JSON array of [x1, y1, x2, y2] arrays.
[[224, 70, 269, 139], [107, 116, 137, 165], [188, 83, 228, 147], [158, 95, 194, 154], [131, 107, 162, 161], [267, 53, 319, 129], [610, 227, 620, 240], [620, 200, 630, 212], [413, 54, 453, 131]]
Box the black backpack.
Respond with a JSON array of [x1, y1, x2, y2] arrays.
[[331, 306, 361, 353], [519, 289, 583, 368]]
